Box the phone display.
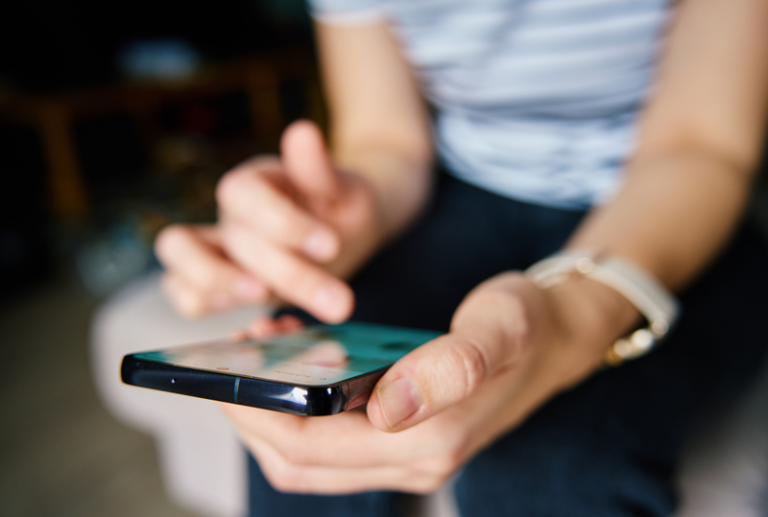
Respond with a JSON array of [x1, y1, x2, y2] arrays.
[[121, 322, 440, 416]]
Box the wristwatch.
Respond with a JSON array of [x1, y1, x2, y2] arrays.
[[525, 251, 680, 366]]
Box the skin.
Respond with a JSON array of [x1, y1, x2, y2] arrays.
[[156, 0, 768, 494]]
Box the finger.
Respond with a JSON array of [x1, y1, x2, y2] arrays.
[[161, 273, 221, 317], [220, 405, 419, 469], [367, 284, 533, 432], [155, 224, 269, 304], [241, 431, 432, 494], [222, 222, 353, 323], [190, 224, 226, 247], [217, 161, 340, 262], [223, 406, 459, 493], [276, 314, 305, 334], [281, 120, 342, 202], [247, 315, 305, 339]]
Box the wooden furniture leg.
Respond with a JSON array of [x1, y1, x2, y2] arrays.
[[38, 103, 88, 220]]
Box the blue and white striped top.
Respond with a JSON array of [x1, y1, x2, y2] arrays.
[[309, 0, 672, 209]]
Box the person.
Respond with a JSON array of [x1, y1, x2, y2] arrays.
[[153, 0, 768, 515]]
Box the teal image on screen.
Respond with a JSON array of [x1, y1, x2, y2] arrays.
[[132, 323, 442, 386]]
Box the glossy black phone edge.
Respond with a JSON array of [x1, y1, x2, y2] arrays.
[[121, 355, 388, 416]]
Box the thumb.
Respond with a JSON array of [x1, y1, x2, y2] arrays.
[[367, 283, 534, 432], [368, 334, 496, 431], [281, 120, 341, 201], [366, 332, 515, 432]]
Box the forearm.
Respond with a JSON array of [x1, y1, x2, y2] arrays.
[[555, 0, 768, 347], [315, 20, 435, 242], [568, 151, 753, 292], [552, 149, 757, 352]]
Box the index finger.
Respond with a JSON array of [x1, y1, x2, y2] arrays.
[[221, 221, 353, 322], [217, 159, 340, 262], [155, 224, 268, 305]]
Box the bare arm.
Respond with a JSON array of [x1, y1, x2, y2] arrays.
[[552, 0, 768, 343], [314, 0, 768, 321], [571, 0, 768, 290], [315, 21, 434, 239]]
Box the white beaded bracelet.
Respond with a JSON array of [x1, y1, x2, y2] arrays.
[[525, 251, 680, 366]]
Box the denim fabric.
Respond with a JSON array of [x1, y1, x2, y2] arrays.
[[248, 173, 768, 517]]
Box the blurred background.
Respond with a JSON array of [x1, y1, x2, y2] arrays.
[[2, 1, 768, 516], [0, 1, 321, 515]]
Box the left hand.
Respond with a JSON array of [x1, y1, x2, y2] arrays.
[[221, 272, 637, 494]]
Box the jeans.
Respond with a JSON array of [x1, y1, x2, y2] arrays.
[[248, 173, 768, 516]]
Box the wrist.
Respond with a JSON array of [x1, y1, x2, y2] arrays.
[[548, 277, 641, 353], [527, 250, 680, 365], [338, 150, 432, 238]]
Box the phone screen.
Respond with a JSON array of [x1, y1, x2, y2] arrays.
[[131, 323, 441, 386]]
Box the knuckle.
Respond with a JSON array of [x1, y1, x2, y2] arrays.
[[497, 292, 532, 340], [429, 441, 466, 479], [269, 478, 295, 494], [453, 283, 533, 360], [157, 226, 230, 293], [217, 167, 307, 245], [161, 275, 203, 318], [269, 474, 297, 493], [178, 295, 206, 318], [221, 224, 258, 265], [261, 454, 310, 494], [410, 475, 448, 495], [445, 338, 488, 398], [267, 207, 305, 243], [191, 262, 223, 293], [280, 445, 310, 467], [276, 262, 324, 299], [167, 287, 207, 318], [277, 271, 306, 297], [402, 432, 467, 494], [275, 439, 308, 468], [262, 463, 298, 493]]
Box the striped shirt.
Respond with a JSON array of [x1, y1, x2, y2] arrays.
[[309, 0, 672, 209]]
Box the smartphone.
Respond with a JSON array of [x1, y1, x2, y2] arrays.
[[121, 322, 440, 416]]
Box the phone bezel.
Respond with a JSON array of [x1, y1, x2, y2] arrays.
[[121, 354, 388, 416]]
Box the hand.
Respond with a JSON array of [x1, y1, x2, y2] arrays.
[[155, 120, 386, 321], [154, 224, 270, 316], [221, 273, 637, 494]]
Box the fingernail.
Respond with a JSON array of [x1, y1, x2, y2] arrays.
[[235, 276, 264, 300], [304, 229, 337, 260], [377, 377, 421, 428], [313, 284, 348, 321]]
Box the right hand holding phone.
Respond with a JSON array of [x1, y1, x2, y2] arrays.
[[220, 272, 630, 494], [155, 121, 385, 322]]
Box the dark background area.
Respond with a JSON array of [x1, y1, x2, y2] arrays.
[[1, 0, 311, 92], [0, 0, 317, 300], [0, 4, 317, 515]]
